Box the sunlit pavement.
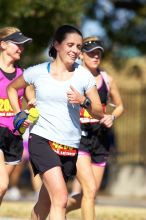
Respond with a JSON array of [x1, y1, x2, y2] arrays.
[[97, 195, 146, 208], [10, 192, 145, 208], [1, 195, 146, 220], [20, 193, 146, 208]]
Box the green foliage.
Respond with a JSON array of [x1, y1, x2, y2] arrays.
[[0, 0, 94, 65], [87, 0, 146, 59], [2, 0, 145, 65]]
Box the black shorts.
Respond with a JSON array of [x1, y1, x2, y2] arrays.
[[29, 134, 78, 182], [0, 126, 23, 164], [79, 123, 110, 164]]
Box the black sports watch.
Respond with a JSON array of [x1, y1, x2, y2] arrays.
[[80, 97, 91, 109]]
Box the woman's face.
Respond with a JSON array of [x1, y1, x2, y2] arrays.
[[82, 49, 102, 70], [1, 41, 24, 61], [55, 33, 82, 66]]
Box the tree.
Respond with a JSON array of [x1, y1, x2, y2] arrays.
[[0, 0, 95, 65], [84, 0, 146, 57]]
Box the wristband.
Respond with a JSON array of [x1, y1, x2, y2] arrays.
[[111, 114, 116, 121], [80, 97, 91, 109]]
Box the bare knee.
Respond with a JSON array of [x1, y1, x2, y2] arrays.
[[55, 193, 68, 208], [0, 183, 8, 197], [52, 189, 68, 208], [83, 183, 97, 200]]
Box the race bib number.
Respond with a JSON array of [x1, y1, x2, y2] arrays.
[[0, 98, 14, 116], [49, 141, 77, 156], [0, 98, 22, 117]]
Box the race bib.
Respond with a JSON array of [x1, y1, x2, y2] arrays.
[[80, 108, 99, 123], [49, 141, 77, 156], [0, 98, 22, 117], [0, 98, 14, 116], [80, 105, 106, 124], [80, 108, 92, 119]]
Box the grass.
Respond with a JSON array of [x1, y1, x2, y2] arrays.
[[1, 201, 146, 220]]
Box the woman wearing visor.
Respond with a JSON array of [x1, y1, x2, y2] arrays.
[[67, 36, 124, 220], [0, 26, 32, 205]]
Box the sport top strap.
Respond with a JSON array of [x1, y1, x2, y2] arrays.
[[100, 71, 110, 91]]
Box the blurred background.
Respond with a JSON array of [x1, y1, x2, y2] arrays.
[[1, 0, 146, 209]]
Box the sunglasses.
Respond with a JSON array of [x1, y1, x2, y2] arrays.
[[82, 40, 104, 53], [83, 40, 102, 46]]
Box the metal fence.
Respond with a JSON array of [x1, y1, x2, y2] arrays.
[[114, 87, 146, 164]]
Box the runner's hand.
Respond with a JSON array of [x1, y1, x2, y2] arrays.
[[67, 85, 85, 105]]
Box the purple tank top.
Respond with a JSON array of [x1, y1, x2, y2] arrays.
[[0, 67, 24, 131]]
